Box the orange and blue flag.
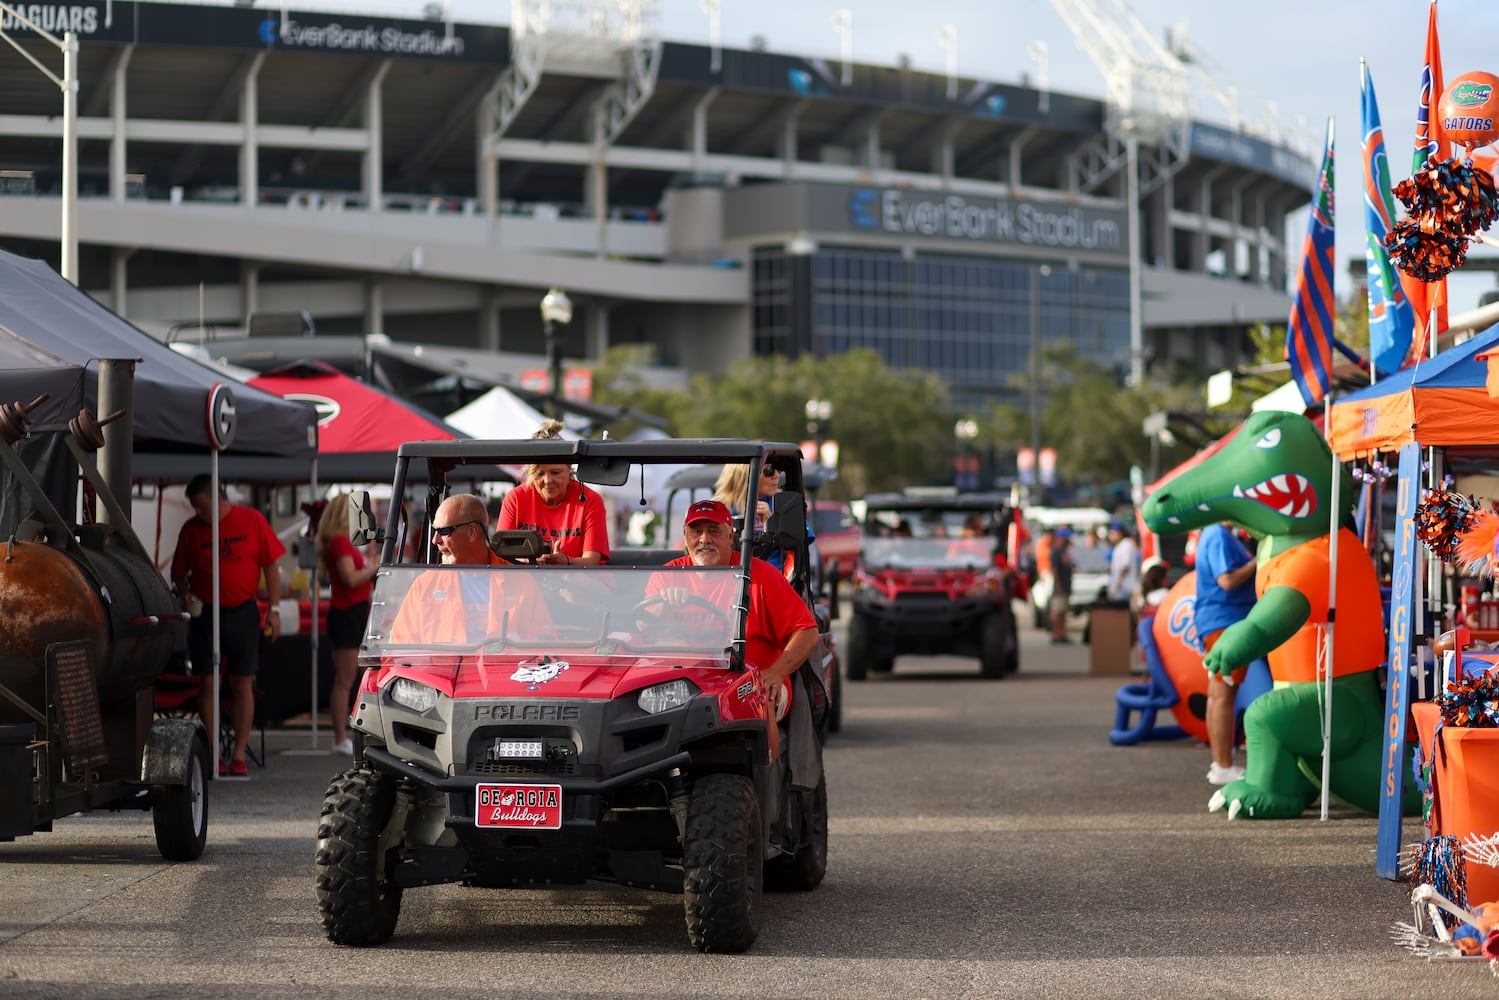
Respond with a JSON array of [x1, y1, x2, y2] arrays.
[[1362, 63, 1415, 377], [1287, 120, 1358, 407], [1404, 0, 1449, 356]]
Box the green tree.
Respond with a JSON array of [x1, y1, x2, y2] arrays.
[[592, 347, 953, 499]]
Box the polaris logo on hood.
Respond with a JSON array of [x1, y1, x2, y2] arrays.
[[473, 703, 581, 722]]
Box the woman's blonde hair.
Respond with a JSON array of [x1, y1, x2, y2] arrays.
[[314, 492, 355, 581], [713, 464, 751, 512], [521, 418, 570, 485]]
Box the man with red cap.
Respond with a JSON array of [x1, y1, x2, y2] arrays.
[[645, 498, 818, 758]]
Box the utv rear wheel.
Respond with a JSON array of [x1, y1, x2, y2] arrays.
[[151, 733, 209, 862], [845, 613, 871, 681], [316, 765, 402, 947], [683, 773, 762, 953], [766, 773, 828, 891], [980, 613, 1009, 679]]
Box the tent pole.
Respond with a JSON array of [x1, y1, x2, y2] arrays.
[[1321, 395, 1338, 821], [309, 455, 320, 750]]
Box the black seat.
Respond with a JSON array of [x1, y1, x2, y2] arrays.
[[612, 548, 684, 567]]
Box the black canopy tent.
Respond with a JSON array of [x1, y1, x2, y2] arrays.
[[0, 248, 318, 459]]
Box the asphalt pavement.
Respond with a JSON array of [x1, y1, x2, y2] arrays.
[[0, 612, 1493, 999]]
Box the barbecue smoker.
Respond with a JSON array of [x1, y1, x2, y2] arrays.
[[0, 393, 209, 860]]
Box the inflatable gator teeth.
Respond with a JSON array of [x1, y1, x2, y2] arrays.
[[1141, 410, 1418, 820]]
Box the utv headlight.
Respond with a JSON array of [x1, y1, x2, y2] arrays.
[[637, 679, 698, 715], [389, 677, 439, 713]]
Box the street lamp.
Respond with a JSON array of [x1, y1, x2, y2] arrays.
[[954, 418, 979, 491], [805, 399, 833, 465], [539, 288, 573, 420]]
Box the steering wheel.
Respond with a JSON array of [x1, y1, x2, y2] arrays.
[[632, 593, 732, 630]]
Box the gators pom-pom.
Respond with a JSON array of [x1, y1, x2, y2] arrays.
[[1415, 489, 1482, 562], [1387, 157, 1499, 281]]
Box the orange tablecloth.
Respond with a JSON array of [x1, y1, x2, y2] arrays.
[[1413, 700, 1499, 905]]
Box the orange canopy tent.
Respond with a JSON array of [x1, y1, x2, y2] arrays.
[[1327, 321, 1499, 459]]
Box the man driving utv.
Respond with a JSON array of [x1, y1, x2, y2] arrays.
[[645, 499, 818, 759]]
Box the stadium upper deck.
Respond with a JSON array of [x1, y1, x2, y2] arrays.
[[0, 0, 1314, 406]]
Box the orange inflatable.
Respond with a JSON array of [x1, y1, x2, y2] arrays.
[[1149, 574, 1271, 746]]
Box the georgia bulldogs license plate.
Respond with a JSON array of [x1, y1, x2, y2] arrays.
[[474, 783, 563, 829]]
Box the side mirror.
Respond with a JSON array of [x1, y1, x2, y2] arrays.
[[762, 490, 805, 550], [349, 491, 381, 546], [574, 455, 632, 487]]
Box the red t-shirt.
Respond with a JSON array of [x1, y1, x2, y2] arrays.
[[656, 557, 816, 670], [324, 534, 372, 609], [171, 504, 286, 606], [497, 480, 611, 562]]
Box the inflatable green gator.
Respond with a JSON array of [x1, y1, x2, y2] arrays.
[[1141, 410, 1418, 819]]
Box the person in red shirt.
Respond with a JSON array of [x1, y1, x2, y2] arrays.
[[315, 493, 380, 756], [495, 420, 610, 566], [391, 494, 550, 643], [645, 499, 817, 760], [170, 474, 285, 778]]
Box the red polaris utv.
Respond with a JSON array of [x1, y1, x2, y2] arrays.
[[845, 491, 1021, 679], [315, 439, 833, 953]]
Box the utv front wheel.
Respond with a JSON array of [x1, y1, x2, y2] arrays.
[[845, 613, 871, 681], [980, 613, 1009, 679], [316, 765, 403, 947], [683, 773, 763, 953], [151, 733, 209, 861]]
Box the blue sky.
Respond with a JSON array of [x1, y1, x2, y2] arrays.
[[291, 0, 1499, 314]]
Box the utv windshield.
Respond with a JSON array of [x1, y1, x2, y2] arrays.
[[363, 564, 741, 658], [860, 537, 994, 571]]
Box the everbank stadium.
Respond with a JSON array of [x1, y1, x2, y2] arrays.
[[0, 0, 1337, 413]]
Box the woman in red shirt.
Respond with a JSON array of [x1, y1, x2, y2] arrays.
[[495, 420, 610, 565], [315, 494, 379, 755]]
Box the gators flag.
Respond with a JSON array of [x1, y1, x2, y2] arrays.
[[1362, 63, 1415, 377], [1287, 120, 1357, 406], [1404, 0, 1449, 357]]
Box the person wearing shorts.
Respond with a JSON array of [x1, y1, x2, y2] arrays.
[[1194, 522, 1258, 786], [1049, 528, 1075, 644], [171, 474, 285, 778], [317, 493, 380, 756]]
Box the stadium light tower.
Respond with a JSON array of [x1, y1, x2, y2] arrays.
[[937, 25, 957, 101], [700, 0, 720, 73], [0, 4, 78, 283], [831, 10, 852, 87]]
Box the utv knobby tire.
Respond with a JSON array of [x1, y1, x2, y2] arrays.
[[979, 613, 1008, 679], [316, 765, 402, 947], [683, 773, 763, 953], [1005, 612, 1020, 675], [845, 614, 871, 681], [766, 773, 828, 891], [151, 733, 209, 862]]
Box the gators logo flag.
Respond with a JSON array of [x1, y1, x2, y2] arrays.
[[1287, 120, 1355, 406], [1362, 63, 1415, 377], [1404, 0, 1449, 356]]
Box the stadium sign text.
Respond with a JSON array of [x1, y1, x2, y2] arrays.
[[849, 188, 1122, 253], [0, 4, 99, 34], [273, 18, 463, 57]]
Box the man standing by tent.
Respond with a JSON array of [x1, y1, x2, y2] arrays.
[[171, 475, 284, 778]]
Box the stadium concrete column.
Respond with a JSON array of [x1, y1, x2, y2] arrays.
[[586, 301, 610, 359], [108, 45, 133, 203], [237, 52, 266, 209], [241, 262, 260, 320], [110, 248, 132, 316], [1009, 125, 1039, 187], [479, 288, 502, 351], [362, 60, 391, 213], [365, 280, 384, 336], [690, 87, 719, 174], [1126, 134, 1143, 387]]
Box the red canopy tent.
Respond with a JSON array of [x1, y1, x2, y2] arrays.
[[249, 359, 467, 481]]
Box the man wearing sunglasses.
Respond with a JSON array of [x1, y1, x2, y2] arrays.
[[391, 494, 549, 643]]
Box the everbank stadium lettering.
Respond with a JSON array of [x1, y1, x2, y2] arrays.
[[0, 4, 99, 34], [279, 18, 463, 57], [876, 191, 1121, 251]]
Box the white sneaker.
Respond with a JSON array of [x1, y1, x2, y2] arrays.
[[331, 738, 354, 755], [1206, 763, 1244, 786]]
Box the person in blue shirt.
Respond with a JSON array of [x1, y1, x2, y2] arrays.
[[713, 463, 814, 573], [1194, 522, 1259, 786]]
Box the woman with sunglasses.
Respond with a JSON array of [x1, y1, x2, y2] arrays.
[[495, 420, 610, 566], [713, 462, 814, 572]]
